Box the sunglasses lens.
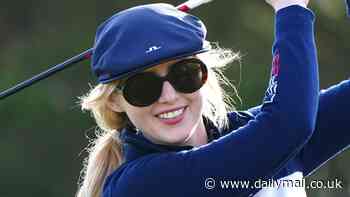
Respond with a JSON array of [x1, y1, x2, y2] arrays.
[[121, 59, 207, 107], [123, 73, 162, 107], [169, 60, 207, 93]]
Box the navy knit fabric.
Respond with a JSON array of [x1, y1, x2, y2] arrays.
[[103, 5, 324, 197], [248, 79, 350, 177]]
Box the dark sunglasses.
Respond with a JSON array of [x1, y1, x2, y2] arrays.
[[115, 58, 208, 107]]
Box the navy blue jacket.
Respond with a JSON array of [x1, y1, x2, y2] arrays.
[[103, 6, 328, 197]]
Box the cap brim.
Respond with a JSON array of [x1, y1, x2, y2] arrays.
[[99, 48, 210, 84]]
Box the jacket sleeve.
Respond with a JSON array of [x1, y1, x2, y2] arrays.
[[300, 80, 350, 176], [248, 80, 350, 177], [104, 6, 319, 197]]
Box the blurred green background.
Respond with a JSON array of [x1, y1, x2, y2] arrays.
[[0, 0, 349, 196]]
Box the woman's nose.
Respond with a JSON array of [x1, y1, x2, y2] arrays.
[[157, 81, 178, 103]]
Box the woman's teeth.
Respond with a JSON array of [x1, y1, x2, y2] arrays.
[[158, 108, 184, 119]]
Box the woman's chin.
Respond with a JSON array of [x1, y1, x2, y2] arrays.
[[154, 125, 194, 146]]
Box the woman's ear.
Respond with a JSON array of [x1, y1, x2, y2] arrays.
[[107, 93, 124, 113]]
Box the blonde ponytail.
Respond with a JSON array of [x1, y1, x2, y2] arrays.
[[77, 82, 126, 197], [77, 130, 122, 197]]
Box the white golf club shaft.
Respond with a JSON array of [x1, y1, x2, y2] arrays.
[[177, 0, 214, 12]]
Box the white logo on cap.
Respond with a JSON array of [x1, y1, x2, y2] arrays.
[[146, 46, 162, 53]]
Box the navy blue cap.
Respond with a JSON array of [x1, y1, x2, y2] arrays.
[[92, 3, 209, 84]]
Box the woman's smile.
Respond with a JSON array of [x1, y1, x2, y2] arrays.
[[155, 106, 187, 125]]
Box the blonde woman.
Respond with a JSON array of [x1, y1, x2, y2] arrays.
[[76, 0, 349, 196]]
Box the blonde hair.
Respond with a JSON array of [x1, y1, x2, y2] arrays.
[[76, 43, 240, 197]]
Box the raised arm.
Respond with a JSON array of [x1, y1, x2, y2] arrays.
[[248, 80, 350, 176], [300, 80, 350, 176], [104, 4, 319, 197]]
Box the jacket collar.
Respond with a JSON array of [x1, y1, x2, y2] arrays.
[[119, 117, 221, 163]]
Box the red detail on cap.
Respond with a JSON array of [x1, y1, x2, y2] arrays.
[[272, 53, 280, 76], [178, 5, 190, 12]]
